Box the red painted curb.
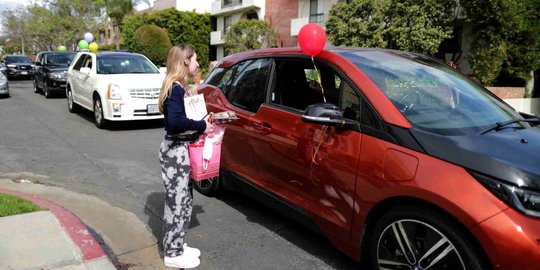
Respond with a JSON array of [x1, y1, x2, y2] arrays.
[[0, 188, 106, 261]]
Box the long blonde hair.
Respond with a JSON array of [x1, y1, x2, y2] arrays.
[[159, 44, 196, 113]]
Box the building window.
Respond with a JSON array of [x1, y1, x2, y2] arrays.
[[309, 0, 325, 24], [223, 0, 242, 8], [224, 16, 232, 33]]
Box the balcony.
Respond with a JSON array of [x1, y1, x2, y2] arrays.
[[211, 31, 225, 45], [211, 0, 263, 16]]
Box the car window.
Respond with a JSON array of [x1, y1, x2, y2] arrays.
[[72, 55, 87, 71], [5, 56, 32, 64], [340, 50, 522, 135], [96, 54, 159, 74], [205, 66, 236, 95], [226, 58, 272, 113], [45, 53, 76, 66], [270, 59, 357, 116]]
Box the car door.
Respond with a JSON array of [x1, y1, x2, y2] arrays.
[[79, 54, 96, 108], [34, 53, 44, 88], [249, 57, 363, 241], [213, 58, 273, 186], [69, 54, 87, 106]]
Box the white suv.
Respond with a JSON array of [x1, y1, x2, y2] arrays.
[[66, 51, 165, 128]]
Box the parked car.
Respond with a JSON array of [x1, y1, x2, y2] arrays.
[[2, 55, 34, 80], [0, 71, 9, 97], [66, 51, 165, 128], [33, 51, 77, 98], [196, 48, 540, 269]]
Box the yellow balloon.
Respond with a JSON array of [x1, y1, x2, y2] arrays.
[[89, 42, 99, 52]]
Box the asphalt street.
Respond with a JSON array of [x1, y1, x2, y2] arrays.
[[0, 80, 361, 269]]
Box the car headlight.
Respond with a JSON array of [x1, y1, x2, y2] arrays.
[[7, 64, 16, 68], [472, 171, 540, 218], [107, 84, 122, 100], [48, 71, 66, 79]]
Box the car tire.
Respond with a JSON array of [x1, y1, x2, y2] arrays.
[[193, 174, 222, 197], [93, 96, 107, 129], [368, 205, 489, 270], [43, 83, 51, 99], [33, 79, 41, 93], [66, 88, 80, 113]]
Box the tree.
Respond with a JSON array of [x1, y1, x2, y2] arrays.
[[122, 8, 211, 73], [103, 0, 149, 50], [1, 0, 102, 52], [224, 19, 278, 54], [326, 0, 457, 54], [132, 24, 172, 66], [460, 0, 540, 87]]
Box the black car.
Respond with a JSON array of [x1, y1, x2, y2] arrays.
[[33, 51, 76, 98], [2, 55, 34, 80]]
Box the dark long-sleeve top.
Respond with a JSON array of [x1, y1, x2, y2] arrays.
[[163, 83, 206, 135]]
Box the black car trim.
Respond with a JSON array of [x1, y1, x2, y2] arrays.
[[221, 169, 324, 235]]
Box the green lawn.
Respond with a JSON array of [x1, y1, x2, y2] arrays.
[[0, 193, 47, 217]]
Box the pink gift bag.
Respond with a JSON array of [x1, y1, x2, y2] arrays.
[[189, 125, 225, 181]]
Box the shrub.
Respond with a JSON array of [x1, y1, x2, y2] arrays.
[[131, 24, 172, 66]]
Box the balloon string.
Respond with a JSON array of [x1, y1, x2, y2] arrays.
[[311, 56, 326, 103]]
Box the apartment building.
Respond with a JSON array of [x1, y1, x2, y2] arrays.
[[152, 0, 212, 13]]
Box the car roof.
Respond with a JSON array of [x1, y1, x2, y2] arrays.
[[217, 47, 418, 67]]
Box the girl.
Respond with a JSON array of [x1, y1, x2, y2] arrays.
[[158, 44, 212, 269]]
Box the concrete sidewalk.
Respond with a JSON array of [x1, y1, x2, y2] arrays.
[[0, 177, 169, 270]]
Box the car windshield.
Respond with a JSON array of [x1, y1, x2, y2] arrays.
[[45, 53, 76, 66], [96, 54, 159, 74], [339, 50, 524, 135], [6, 56, 32, 64]]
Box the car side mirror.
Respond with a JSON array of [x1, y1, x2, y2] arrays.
[[80, 67, 91, 75], [301, 103, 360, 130]]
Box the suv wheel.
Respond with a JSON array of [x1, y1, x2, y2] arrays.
[[33, 79, 41, 93], [43, 83, 51, 99], [93, 96, 107, 129], [368, 205, 489, 270], [193, 174, 221, 197], [67, 88, 80, 113]]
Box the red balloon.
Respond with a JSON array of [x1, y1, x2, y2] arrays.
[[298, 23, 327, 56]]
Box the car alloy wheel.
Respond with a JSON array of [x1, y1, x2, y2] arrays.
[[33, 79, 40, 93], [44, 83, 51, 99], [67, 88, 79, 113], [370, 205, 487, 270], [94, 97, 106, 129]]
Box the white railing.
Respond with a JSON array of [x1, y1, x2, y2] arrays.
[[211, 31, 225, 45], [290, 17, 309, 36]]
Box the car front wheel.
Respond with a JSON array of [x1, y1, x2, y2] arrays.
[[93, 96, 107, 129], [43, 83, 51, 99], [369, 205, 489, 270], [33, 79, 41, 93], [192, 174, 221, 197]]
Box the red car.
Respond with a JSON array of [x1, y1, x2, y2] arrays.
[[195, 48, 540, 269]]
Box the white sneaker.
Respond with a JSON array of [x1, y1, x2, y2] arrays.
[[164, 253, 200, 269], [183, 243, 201, 257]]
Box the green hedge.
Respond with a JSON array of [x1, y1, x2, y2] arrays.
[[132, 24, 172, 66]]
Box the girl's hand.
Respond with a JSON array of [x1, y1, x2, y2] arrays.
[[203, 113, 214, 134]]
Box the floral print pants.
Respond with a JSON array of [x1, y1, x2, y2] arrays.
[[159, 139, 193, 257]]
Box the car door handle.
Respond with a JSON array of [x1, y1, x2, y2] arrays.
[[252, 121, 272, 135]]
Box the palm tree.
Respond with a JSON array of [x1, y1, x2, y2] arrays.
[[104, 0, 149, 49]]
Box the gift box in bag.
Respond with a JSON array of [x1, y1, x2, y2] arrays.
[[189, 125, 225, 181]]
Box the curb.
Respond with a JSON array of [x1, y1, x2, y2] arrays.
[[0, 188, 107, 261]]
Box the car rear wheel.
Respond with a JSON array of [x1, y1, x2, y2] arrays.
[[93, 96, 107, 129], [33, 79, 41, 93], [67, 88, 80, 113], [369, 205, 488, 270], [193, 174, 221, 197]]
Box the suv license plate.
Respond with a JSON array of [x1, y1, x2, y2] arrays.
[[21, 71, 28, 75], [147, 104, 159, 114]]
